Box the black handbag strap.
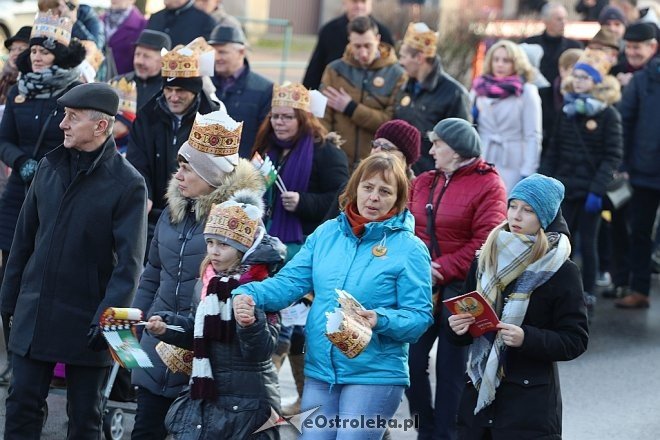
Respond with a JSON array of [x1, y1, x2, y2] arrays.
[[425, 173, 450, 259], [31, 110, 56, 159], [570, 119, 599, 174]]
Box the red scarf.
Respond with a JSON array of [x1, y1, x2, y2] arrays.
[[345, 203, 397, 237]]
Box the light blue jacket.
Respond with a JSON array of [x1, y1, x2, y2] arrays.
[[234, 209, 433, 386]]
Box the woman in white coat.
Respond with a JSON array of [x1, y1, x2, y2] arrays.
[[471, 40, 542, 193]]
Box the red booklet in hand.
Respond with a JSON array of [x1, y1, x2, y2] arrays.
[[443, 291, 500, 338]]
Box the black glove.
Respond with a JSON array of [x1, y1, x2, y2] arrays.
[[18, 159, 38, 183], [87, 325, 108, 352]]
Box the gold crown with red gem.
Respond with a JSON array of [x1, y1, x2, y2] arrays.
[[205, 203, 259, 250], [108, 77, 137, 117], [161, 37, 214, 78], [403, 22, 438, 58], [31, 11, 73, 46], [272, 82, 311, 112], [187, 111, 242, 157]]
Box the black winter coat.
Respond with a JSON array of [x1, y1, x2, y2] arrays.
[[0, 137, 148, 366], [145, 0, 216, 47], [540, 106, 623, 200], [302, 14, 394, 90], [618, 57, 660, 191], [450, 249, 588, 439], [394, 57, 470, 174], [212, 60, 273, 158], [127, 91, 219, 217], [0, 81, 80, 251], [264, 139, 349, 237], [155, 282, 280, 440], [131, 159, 265, 398]]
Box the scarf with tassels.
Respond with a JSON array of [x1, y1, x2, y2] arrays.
[[191, 263, 269, 400], [472, 74, 524, 99], [467, 230, 571, 414]]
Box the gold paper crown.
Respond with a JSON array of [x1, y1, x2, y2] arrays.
[[161, 37, 213, 78], [403, 23, 438, 58], [108, 77, 137, 116], [188, 116, 242, 156], [31, 11, 73, 47], [574, 48, 612, 82], [272, 83, 311, 112], [204, 204, 258, 249]]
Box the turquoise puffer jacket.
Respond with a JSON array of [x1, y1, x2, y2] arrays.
[[234, 209, 433, 386]]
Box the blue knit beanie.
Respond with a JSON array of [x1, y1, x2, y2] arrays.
[[509, 174, 565, 229]]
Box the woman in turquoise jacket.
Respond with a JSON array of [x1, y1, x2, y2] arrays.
[[234, 153, 434, 439]]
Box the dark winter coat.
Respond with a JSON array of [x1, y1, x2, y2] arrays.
[[126, 90, 219, 218], [394, 56, 470, 174], [540, 106, 623, 200], [264, 138, 349, 237], [450, 233, 589, 439], [617, 57, 660, 191], [104, 7, 148, 75], [0, 81, 80, 251], [74, 4, 105, 49], [155, 281, 281, 439], [131, 159, 265, 398], [522, 32, 582, 144], [212, 60, 273, 158], [146, 0, 216, 47], [302, 13, 394, 90], [0, 136, 147, 367], [114, 71, 163, 111], [408, 159, 507, 285]]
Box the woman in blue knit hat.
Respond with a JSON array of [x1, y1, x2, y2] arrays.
[[448, 173, 589, 440]]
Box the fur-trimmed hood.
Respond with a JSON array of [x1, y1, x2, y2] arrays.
[[166, 158, 265, 225]]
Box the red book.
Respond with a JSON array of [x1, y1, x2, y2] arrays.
[[443, 291, 500, 338]]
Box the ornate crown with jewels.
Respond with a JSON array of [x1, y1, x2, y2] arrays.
[[205, 204, 259, 249], [187, 112, 242, 157], [403, 22, 438, 58], [31, 11, 73, 47], [272, 82, 311, 112], [161, 37, 214, 78], [108, 77, 137, 116]]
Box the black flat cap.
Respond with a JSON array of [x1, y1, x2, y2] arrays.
[[135, 29, 172, 51], [208, 25, 246, 45], [623, 22, 657, 42], [58, 83, 120, 116], [5, 26, 31, 50]]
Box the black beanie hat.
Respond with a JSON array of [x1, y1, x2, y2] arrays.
[[162, 76, 203, 94]]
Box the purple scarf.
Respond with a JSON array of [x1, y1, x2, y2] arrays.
[[472, 74, 524, 99], [267, 133, 315, 243]]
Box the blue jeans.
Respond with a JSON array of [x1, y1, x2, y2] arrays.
[[300, 377, 404, 439]]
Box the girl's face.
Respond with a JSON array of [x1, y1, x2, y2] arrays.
[[572, 68, 595, 94], [270, 105, 299, 142], [508, 199, 541, 235], [356, 173, 397, 220], [30, 45, 55, 72], [174, 161, 214, 199], [491, 47, 515, 78], [206, 238, 242, 272]]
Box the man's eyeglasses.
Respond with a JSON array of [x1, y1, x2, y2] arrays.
[[370, 139, 397, 152], [270, 114, 296, 122]]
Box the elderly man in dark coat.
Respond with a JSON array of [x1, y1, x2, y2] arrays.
[[0, 83, 148, 438]]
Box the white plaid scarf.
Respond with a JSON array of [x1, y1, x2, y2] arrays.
[[468, 230, 571, 414]]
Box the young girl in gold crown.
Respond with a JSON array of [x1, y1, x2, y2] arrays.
[[145, 190, 286, 439]]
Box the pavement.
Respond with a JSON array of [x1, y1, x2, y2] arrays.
[[0, 275, 658, 439]]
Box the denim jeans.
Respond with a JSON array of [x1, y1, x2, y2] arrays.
[[300, 377, 404, 439]]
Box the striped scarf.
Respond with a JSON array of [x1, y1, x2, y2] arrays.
[[191, 263, 271, 400], [468, 230, 571, 414], [472, 74, 524, 99]]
